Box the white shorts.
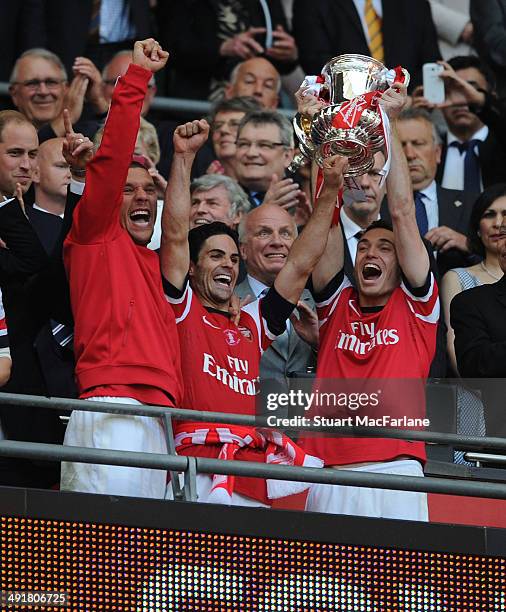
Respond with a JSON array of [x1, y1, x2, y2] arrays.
[[166, 473, 269, 508], [61, 396, 168, 499], [305, 459, 428, 522]]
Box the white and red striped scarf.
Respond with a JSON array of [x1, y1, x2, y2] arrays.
[[174, 422, 323, 504]]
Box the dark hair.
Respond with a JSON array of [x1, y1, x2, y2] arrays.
[[468, 183, 506, 257], [447, 55, 496, 92], [209, 96, 262, 124], [361, 219, 394, 237], [188, 221, 240, 264]]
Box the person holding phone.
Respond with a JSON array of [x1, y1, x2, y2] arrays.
[[156, 1, 298, 100]]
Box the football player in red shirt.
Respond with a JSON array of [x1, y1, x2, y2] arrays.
[[301, 82, 440, 521], [160, 119, 347, 506]]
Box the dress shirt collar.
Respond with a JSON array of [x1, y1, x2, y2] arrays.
[[419, 179, 437, 202], [33, 203, 64, 219], [247, 274, 270, 299], [340, 206, 366, 241], [447, 125, 489, 146]]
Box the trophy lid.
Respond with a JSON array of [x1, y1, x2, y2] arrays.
[[320, 54, 389, 104]]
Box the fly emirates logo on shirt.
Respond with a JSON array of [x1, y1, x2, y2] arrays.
[[202, 353, 257, 395], [335, 320, 399, 356]]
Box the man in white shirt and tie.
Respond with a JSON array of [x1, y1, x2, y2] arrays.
[[436, 55, 506, 194], [394, 106, 475, 276], [340, 151, 386, 280]]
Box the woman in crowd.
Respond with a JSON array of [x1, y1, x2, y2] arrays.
[[441, 183, 506, 457]]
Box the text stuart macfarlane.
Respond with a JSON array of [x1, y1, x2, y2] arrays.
[[267, 415, 430, 428]]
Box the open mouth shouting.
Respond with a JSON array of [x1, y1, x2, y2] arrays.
[[362, 262, 382, 282], [129, 208, 152, 227], [214, 273, 233, 288]]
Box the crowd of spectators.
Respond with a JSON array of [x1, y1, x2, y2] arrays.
[[0, 0, 505, 523]]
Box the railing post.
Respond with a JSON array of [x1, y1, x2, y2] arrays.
[[163, 413, 184, 501], [183, 456, 198, 502]]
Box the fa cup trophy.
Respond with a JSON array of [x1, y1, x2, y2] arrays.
[[292, 54, 410, 178]]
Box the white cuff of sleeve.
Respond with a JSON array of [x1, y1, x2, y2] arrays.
[[0, 348, 11, 360], [70, 178, 85, 195]]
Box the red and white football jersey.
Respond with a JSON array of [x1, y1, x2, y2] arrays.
[[0, 288, 9, 358], [166, 281, 296, 502], [301, 271, 439, 465], [166, 282, 278, 416]]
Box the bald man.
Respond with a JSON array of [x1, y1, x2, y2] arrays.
[[33, 138, 70, 217], [102, 50, 157, 117], [225, 58, 281, 109], [235, 204, 317, 389]]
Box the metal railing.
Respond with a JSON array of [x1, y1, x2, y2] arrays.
[[1, 391, 506, 504], [0, 82, 295, 119]]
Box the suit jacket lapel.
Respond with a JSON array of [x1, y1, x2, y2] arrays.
[[381, 0, 398, 62], [436, 185, 450, 227], [234, 278, 255, 301], [286, 290, 314, 361], [436, 141, 447, 185], [341, 224, 357, 287], [335, 0, 367, 44], [495, 275, 506, 308], [437, 186, 465, 228]]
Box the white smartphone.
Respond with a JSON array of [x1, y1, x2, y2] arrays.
[[423, 63, 445, 104]]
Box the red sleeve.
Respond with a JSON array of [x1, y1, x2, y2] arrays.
[[241, 299, 277, 353], [314, 272, 351, 334], [165, 278, 194, 323], [400, 273, 440, 328], [68, 63, 151, 245], [0, 288, 9, 355]]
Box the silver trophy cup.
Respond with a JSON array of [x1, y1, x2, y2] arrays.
[[293, 54, 408, 176]]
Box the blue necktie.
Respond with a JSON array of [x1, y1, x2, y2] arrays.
[[414, 191, 428, 237], [449, 139, 481, 194]]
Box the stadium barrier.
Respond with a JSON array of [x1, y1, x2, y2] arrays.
[[0, 391, 506, 503], [0, 82, 296, 118]]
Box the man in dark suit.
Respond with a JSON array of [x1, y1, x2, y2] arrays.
[[40, 0, 152, 76], [451, 232, 506, 435], [391, 107, 475, 277], [340, 151, 386, 284], [156, 0, 296, 100], [0, 1, 45, 83], [292, 0, 441, 88], [0, 110, 64, 487], [236, 204, 316, 389], [435, 55, 506, 194]]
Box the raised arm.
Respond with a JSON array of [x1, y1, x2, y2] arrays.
[[160, 120, 210, 290], [274, 155, 347, 303], [381, 85, 430, 287], [307, 163, 345, 294], [69, 39, 168, 244]]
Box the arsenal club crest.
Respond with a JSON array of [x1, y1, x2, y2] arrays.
[[223, 328, 241, 346], [238, 326, 253, 341]]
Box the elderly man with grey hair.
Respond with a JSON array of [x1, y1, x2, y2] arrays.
[[10, 47, 102, 143], [233, 109, 305, 212], [190, 174, 250, 229], [383, 106, 475, 276], [235, 202, 317, 390], [9, 48, 70, 131]]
